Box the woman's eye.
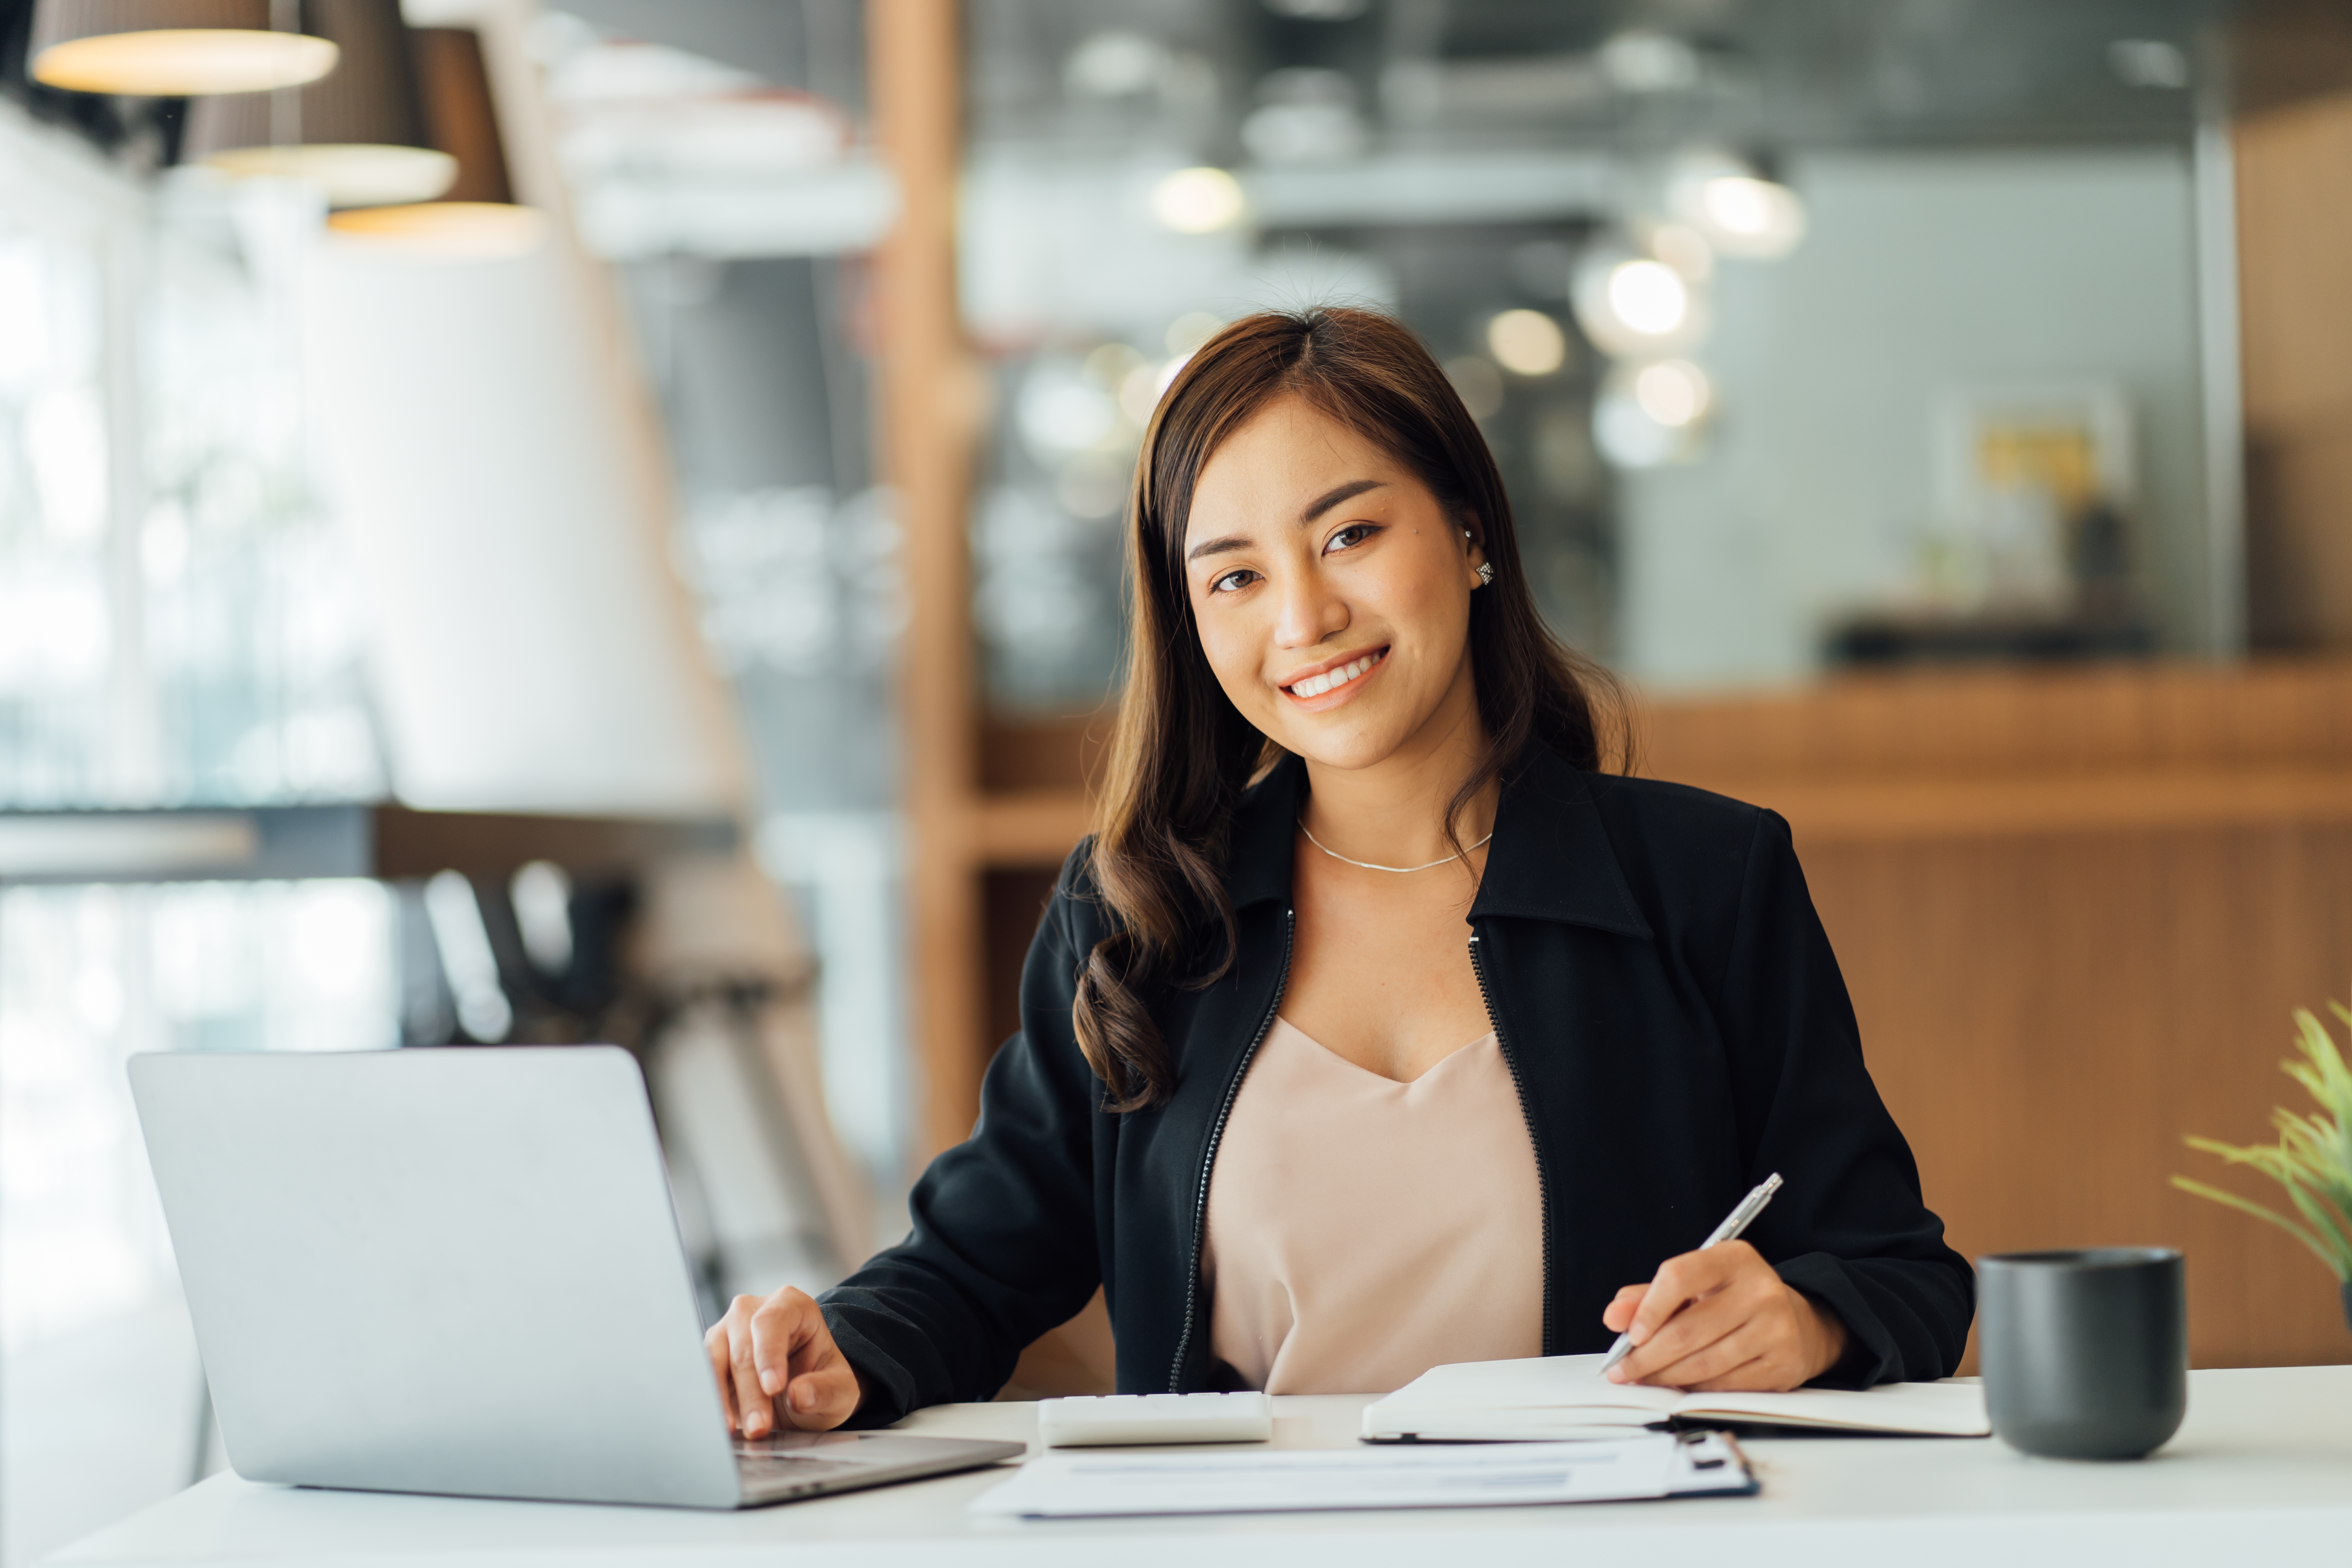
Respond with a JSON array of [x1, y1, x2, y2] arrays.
[[1209, 568, 1257, 594], [1325, 523, 1377, 554]]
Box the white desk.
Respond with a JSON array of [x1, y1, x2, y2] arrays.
[[51, 1367, 2352, 1568]]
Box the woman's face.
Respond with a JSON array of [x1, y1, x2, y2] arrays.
[[1181, 394, 1486, 773]]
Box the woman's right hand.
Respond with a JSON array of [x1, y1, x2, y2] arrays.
[[704, 1286, 863, 1436]]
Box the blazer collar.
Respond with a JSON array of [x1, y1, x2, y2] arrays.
[[1468, 743, 1653, 937], [1222, 744, 1653, 939], [1226, 753, 1307, 913]]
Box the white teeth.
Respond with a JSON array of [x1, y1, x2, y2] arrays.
[[1291, 652, 1381, 698]]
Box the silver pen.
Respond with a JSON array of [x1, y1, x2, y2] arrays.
[[1598, 1172, 1785, 1376]]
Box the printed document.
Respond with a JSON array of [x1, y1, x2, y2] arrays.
[[971, 1434, 1753, 1518]]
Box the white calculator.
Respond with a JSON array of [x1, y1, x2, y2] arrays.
[[1036, 1391, 1275, 1447]]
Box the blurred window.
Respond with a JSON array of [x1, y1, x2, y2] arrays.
[[960, 0, 2229, 702], [0, 879, 395, 1352], [0, 112, 396, 1558], [0, 217, 113, 800]]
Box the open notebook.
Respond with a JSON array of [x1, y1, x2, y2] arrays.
[[1361, 1353, 1989, 1441]]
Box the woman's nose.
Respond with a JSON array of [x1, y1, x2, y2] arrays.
[[1270, 562, 1347, 650]]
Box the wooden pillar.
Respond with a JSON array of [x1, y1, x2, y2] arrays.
[[869, 0, 987, 1158], [2236, 89, 2352, 648]]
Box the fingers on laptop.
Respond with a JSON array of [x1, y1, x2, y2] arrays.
[[710, 1292, 779, 1436], [755, 1289, 859, 1431], [787, 1356, 860, 1429], [706, 1317, 737, 1430], [709, 1295, 767, 1436], [707, 1287, 858, 1436]]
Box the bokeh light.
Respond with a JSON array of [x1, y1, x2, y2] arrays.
[[1151, 167, 1247, 234], [1595, 359, 1715, 468], [1698, 176, 1807, 258], [1633, 359, 1712, 427], [1606, 261, 1690, 337], [1486, 309, 1568, 377]]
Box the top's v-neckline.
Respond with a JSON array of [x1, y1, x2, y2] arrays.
[[1270, 1014, 1497, 1087]]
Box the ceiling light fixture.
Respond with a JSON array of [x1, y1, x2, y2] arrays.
[[30, 0, 339, 96], [319, 26, 544, 260], [325, 201, 546, 258], [181, 0, 453, 209]]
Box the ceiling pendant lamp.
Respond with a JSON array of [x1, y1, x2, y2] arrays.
[[29, 0, 339, 96], [181, 0, 455, 210], [325, 26, 548, 259]]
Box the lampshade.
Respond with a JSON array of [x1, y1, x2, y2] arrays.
[[29, 0, 339, 95], [327, 201, 546, 258], [181, 0, 454, 209], [409, 27, 513, 204], [324, 25, 543, 258]]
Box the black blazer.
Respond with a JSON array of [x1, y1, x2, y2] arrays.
[[820, 745, 1974, 1425]]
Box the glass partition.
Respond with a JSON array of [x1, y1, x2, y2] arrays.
[[962, 0, 2230, 706]]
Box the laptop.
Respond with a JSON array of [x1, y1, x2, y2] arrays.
[[129, 1045, 1025, 1509]]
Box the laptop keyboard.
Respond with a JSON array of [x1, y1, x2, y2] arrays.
[[732, 1439, 895, 1501]]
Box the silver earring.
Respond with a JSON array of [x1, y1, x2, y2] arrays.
[[1477, 562, 1495, 586]]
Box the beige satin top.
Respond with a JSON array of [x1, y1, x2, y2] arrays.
[[1203, 1015, 1545, 1395]]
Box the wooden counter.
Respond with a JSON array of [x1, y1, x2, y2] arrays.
[[1645, 660, 2352, 1372], [973, 660, 2352, 1372]]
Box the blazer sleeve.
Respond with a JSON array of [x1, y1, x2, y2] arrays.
[[816, 858, 1105, 1426], [1717, 809, 1976, 1387]]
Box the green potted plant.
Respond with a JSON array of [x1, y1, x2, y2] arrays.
[[2174, 1001, 2352, 1335]]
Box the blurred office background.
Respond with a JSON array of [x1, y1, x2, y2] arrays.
[[5, 0, 2352, 1559]]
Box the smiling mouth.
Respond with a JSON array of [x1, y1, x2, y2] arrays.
[[1284, 647, 1387, 699]]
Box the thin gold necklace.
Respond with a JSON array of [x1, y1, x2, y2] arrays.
[[1297, 817, 1493, 874]]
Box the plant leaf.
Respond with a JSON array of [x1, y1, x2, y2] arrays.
[[2170, 1176, 2351, 1280], [2176, 998, 2352, 1285]]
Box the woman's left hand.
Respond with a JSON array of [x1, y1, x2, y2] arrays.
[[1601, 1240, 1849, 1391]]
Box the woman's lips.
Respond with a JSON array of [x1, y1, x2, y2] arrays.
[[1281, 647, 1387, 709]]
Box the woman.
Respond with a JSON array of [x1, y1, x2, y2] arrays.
[[708, 307, 1973, 1436]]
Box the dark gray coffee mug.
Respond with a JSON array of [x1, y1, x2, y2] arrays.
[[1977, 1248, 2186, 1459]]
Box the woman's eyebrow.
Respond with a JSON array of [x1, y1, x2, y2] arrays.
[[1185, 532, 1252, 563], [1299, 478, 1386, 521], [1184, 479, 1388, 563]]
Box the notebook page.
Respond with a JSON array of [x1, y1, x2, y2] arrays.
[[1362, 1355, 1988, 1439], [1673, 1379, 1989, 1436], [1361, 1353, 1681, 1437], [1364, 1363, 1675, 1420]]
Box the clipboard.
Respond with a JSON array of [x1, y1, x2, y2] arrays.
[[969, 1430, 1759, 1518], [1668, 1429, 1761, 1497]]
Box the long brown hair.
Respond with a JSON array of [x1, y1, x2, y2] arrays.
[[1073, 306, 1625, 1111]]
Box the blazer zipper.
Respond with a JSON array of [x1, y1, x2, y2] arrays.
[[1470, 929, 1556, 1356], [1167, 905, 1295, 1391]]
